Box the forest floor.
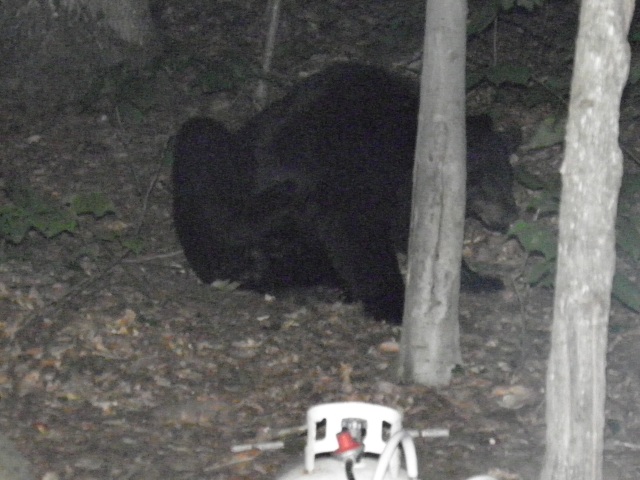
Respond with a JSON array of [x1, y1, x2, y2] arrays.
[[2, 1, 640, 479]]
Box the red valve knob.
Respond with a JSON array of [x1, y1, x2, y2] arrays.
[[335, 431, 362, 455]]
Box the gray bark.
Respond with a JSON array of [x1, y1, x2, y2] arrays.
[[540, 1, 634, 479], [0, 0, 158, 112], [397, 0, 467, 386]]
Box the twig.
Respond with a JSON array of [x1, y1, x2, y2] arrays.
[[255, 0, 282, 108], [231, 441, 284, 453], [229, 427, 450, 454], [121, 250, 183, 263], [135, 146, 167, 236]]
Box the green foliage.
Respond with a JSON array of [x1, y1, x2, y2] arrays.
[[468, 0, 546, 36], [0, 190, 115, 244], [620, 173, 640, 198], [509, 220, 556, 260], [612, 273, 640, 312], [616, 216, 640, 262], [485, 64, 532, 86], [629, 29, 640, 43], [522, 116, 566, 151], [195, 55, 253, 94], [514, 166, 552, 191], [0, 204, 75, 244], [508, 220, 557, 287], [70, 192, 116, 218], [511, 168, 640, 311], [630, 58, 640, 85], [514, 166, 561, 217], [466, 2, 573, 109], [468, 64, 570, 109], [467, 68, 570, 109], [92, 227, 147, 256], [120, 237, 145, 255], [467, 64, 532, 90]]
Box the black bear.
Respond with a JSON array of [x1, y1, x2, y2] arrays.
[[172, 63, 518, 324]]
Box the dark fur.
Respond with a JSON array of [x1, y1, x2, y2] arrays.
[[172, 64, 518, 324]]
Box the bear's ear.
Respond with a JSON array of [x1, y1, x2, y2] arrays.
[[470, 113, 494, 131], [469, 114, 521, 153]]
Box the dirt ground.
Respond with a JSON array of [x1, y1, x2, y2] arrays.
[[2, 1, 640, 479]]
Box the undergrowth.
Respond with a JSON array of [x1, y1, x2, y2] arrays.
[[1, 189, 115, 245], [509, 169, 640, 312]]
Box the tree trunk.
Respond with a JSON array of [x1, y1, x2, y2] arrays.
[[0, 0, 157, 112], [540, 1, 634, 479], [397, 0, 467, 386]]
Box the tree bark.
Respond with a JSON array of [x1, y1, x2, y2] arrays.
[[397, 0, 467, 386], [540, 1, 634, 479], [0, 0, 157, 112]]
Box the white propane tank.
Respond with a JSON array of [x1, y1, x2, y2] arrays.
[[277, 402, 418, 480]]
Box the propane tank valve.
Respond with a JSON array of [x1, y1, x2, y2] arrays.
[[335, 429, 363, 480], [334, 429, 364, 460]]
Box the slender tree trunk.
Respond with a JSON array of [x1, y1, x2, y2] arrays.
[[540, 1, 634, 479], [397, 0, 467, 386]]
